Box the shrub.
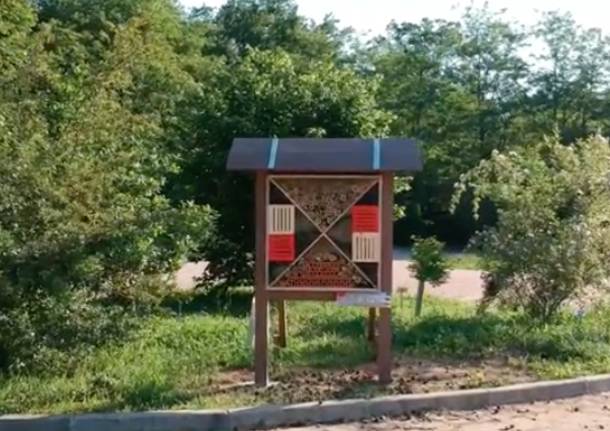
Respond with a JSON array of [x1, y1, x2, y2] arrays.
[[0, 6, 216, 372], [453, 135, 610, 322], [408, 236, 449, 316]]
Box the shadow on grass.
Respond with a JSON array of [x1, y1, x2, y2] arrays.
[[164, 288, 253, 317], [120, 380, 193, 412], [393, 314, 510, 358], [293, 314, 366, 339], [297, 310, 590, 365], [87, 383, 194, 413], [393, 313, 592, 362], [169, 290, 593, 369]]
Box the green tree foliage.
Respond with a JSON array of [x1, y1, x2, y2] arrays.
[[208, 0, 351, 62], [408, 236, 449, 316], [171, 47, 392, 287], [0, 0, 214, 371], [529, 12, 610, 142], [0, 0, 36, 74], [453, 135, 610, 322], [372, 5, 527, 244]]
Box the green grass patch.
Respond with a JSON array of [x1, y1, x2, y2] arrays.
[[2, 293, 610, 414], [445, 253, 483, 270]]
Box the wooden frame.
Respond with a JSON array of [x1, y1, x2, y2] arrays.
[[266, 174, 382, 293], [254, 172, 269, 386], [253, 172, 393, 386]]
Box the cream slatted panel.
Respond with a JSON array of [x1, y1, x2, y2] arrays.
[[352, 233, 380, 262], [268, 205, 295, 234]]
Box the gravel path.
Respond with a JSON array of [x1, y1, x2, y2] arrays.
[[276, 392, 610, 431], [393, 259, 483, 302], [175, 253, 485, 301]]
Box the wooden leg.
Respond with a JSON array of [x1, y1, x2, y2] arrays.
[[377, 307, 392, 384], [378, 173, 393, 384], [277, 300, 287, 348], [254, 173, 268, 387], [367, 307, 376, 343], [254, 295, 269, 386]]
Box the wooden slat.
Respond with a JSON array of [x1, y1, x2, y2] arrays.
[[268, 290, 337, 301], [378, 173, 393, 384], [254, 172, 269, 386], [368, 307, 376, 342]]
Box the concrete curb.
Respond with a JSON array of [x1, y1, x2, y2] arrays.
[[2, 374, 610, 431]]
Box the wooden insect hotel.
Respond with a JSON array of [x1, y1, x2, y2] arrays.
[[227, 137, 422, 386]]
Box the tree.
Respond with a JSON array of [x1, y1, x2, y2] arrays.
[[453, 135, 610, 322], [168, 47, 392, 288], [371, 5, 528, 246], [208, 0, 348, 62], [408, 236, 449, 317], [372, 19, 461, 136], [529, 12, 610, 142], [455, 5, 528, 154]]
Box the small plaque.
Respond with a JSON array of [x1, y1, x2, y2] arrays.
[[268, 234, 295, 262], [352, 205, 379, 232], [336, 291, 390, 307]]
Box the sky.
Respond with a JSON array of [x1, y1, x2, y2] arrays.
[[178, 0, 609, 37]]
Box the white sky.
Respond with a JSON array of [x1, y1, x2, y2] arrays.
[[178, 0, 610, 37]]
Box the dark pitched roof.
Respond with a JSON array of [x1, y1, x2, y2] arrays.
[[226, 138, 422, 173]]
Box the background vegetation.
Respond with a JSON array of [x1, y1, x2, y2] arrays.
[[2, 0, 610, 399]]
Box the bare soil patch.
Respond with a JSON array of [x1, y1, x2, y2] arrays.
[[207, 356, 533, 406]]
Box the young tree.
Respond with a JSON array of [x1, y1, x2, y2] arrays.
[[453, 135, 610, 322], [408, 236, 449, 317]]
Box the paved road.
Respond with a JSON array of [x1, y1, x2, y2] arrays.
[[277, 392, 610, 431], [175, 252, 484, 301]]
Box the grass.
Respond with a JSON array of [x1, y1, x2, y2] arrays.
[[445, 253, 483, 270], [2, 291, 610, 415]]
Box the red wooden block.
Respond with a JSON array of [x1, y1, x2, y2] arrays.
[[352, 205, 379, 232], [268, 234, 295, 262]]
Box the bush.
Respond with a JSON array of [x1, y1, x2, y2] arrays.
[[408, 236, 449, 316], [0, 292, 138, 374], [0, 4, 216, 372], [453, 135, 610, 322]]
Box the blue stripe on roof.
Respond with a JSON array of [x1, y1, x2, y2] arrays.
[[267, 137, 279, 169], [372, 138, 381, 170]]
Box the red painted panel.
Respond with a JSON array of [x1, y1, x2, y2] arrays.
[[268, 234, 295, 262], [352, 205, 379, 232]]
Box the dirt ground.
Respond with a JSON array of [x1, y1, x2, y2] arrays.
[[276, 392, 610, 431], [209, 358, 532, 406]]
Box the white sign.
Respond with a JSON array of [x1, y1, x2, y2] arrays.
[[248, 298, 270, 350], [336, 292, 391, 308]]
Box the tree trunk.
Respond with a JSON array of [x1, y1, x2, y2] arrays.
[[415, 279, 425, 317]]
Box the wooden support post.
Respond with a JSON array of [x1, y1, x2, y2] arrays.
[[378, 173, 394, 384], [277, 300, 287, 348], [367, 307, 376, 343], [254, 173, 269, 387]]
